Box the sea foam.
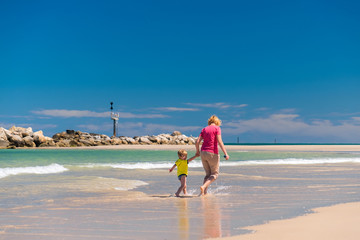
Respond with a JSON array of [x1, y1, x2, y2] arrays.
[[79, 158, 360, 170], [0, 164, 68, 179], [80, 161, 204, 169], [228, 158, 360, 166]]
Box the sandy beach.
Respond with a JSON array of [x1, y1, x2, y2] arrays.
[[1, 144, 360, 239], [216, 201, 360, 240]]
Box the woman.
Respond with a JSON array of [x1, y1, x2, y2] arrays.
[[195, 115, 229, 196]]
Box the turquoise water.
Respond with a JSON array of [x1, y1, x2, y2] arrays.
[[1, 149, 360, 179]]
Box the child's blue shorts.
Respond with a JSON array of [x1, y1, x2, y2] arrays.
[[178, 174, 187, 180]]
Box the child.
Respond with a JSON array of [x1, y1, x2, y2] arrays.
[[169, 149, 197, 197]]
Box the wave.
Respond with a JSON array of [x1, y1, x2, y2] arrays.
[[79, 162, 184, 169], [0, 164, 68, 179], [80, 161, 206, 169], [78, 158, 360, 170], [114, 180, 149, 191], [230, 158, 360, 166]]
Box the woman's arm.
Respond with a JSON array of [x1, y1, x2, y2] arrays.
[[195, 135, 203, 157], [216, 134, 229, 160]]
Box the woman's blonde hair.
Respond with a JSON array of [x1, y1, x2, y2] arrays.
[[208, 115, 222, 126]]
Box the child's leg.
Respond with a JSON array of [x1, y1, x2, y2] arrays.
[[175, 175, 186, 197], [182, 176, 187, 195], [175, 186, 183, 197]]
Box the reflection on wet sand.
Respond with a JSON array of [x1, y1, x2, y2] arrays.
[[201, 196, 222, 239], [175, 196, 223, 239], [176, 198, 189, 240]]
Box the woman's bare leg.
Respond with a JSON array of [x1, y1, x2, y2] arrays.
[[200, 176, 215, 196]]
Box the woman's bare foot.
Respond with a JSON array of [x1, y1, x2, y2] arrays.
[[199, 186, 205, 196]]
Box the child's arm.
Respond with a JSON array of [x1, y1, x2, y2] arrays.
[[169, 164, 176, 173], [187, 155, 197, 163]]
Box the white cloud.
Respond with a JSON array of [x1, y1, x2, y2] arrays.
[[0, 123, 57, 130], [144, 123, 201, 134], [117, 112, 168, 119], [32, 109, 168, 119], [32, 110, 109, 118], [351, 117, 360, 122], [90, 122, 202, 137], [186, 102, 248, 109], [223, 114, 360, 141], [234, 104, 248, 108], [153, 107, 199, 112]]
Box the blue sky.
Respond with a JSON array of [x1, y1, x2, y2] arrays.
[[1, 0, 360, 143]]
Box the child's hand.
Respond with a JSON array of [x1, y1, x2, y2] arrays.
[[169, 168, 172, 173]]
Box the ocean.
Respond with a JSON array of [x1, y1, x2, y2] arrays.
[[1, 147, 360, 239], [2, 148, 360, 177]]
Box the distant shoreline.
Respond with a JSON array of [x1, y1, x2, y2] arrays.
[[19, 144, 360, 152], [227, 143, 360, 145]]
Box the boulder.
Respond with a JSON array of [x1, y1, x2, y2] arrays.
[[101, 135, 111, 141], [56, 140, 70, 147], [69, 140, 80, 147], [8, 134, 25, 147], [52, 133, 62, 140], [187, 137, 196, 145], [158, 136, 169, 144], [103, 140, 112, 145], [66, 130, 75, 135], [148, 136, 160, 143], [79, 139, 95, 146], [0, 140, 9, 148], [3, 128, 13, 139], [175, 134, 187, 141], [171, 131, 182, 136], [0, 126, 199, 148], [22, 127, 33, 137], [0, 128, 7, 141], [33, 130, 47, 146], [38, 137, 56, 147], [139, 137, 152, 145], [23, 136, 36, 147], [125, 137, 136, 144], [110, 138, 122, 145], [9, 126, 24, 133]]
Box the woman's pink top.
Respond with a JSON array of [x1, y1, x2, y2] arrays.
[[200, 125, 221, 154]]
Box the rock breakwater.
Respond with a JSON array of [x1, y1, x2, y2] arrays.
[[0, 127, 197, 149]]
